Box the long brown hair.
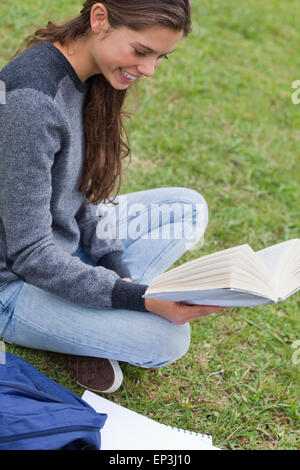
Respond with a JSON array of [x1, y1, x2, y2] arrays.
[[11, 1, 191, 204]]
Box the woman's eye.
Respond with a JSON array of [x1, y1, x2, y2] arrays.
[[134, 50, 169, 61], [134, 49, 146, 57]]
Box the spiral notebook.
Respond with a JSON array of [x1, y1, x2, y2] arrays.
[[82, 390, 219, 450]]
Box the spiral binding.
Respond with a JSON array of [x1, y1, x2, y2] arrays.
[[169, 426, 212, 443]]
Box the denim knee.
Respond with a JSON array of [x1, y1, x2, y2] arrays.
[[170, 187, 208, 232], [183, 187, 208, 232], [134, 321, 191, 369], [174, 187, 209, 249]]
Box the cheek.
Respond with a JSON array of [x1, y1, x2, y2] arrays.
[[100, 52, 124, 69], [109, 43, 136, 66], [93, 43, 137, 73], [117, 51, 137, 68]]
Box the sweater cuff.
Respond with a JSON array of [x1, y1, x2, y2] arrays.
[[112, 279, 148, 312], [97, 251, 131, 279]]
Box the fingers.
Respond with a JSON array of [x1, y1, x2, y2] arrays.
[[144, 298, 229, 324], [179, 304, 228, 314], [174, 305, 229, 324]]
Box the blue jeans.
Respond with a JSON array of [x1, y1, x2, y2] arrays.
[[0, 187, 208, 368]]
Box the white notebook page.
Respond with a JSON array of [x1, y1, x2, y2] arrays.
[[82, 390, 219, 450]]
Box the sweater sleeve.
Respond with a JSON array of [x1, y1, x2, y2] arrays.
[[0, 89, 147, 310]]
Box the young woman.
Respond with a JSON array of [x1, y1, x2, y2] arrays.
[[0, 1, 225, 392]]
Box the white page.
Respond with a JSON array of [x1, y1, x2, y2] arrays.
[[82, 390, 219, 450], [256, 240, 298, 283]]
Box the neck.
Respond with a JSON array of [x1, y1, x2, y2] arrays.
[[52, 39, 99, 83]]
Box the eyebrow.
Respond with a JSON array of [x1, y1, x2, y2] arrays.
[[131, 42, 176, 55]]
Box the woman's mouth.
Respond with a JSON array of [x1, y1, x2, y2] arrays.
[[119, 68, 138, 83]]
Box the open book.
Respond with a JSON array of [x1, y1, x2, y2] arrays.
[[143, 239, 300, 307]]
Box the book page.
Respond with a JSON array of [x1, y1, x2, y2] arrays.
[[257, 239, 300, 297], [146, 240, 300, 305], [151, 255, 276, 295], [146, 244, 277, 302], [150, 245, 249, 284], [256, 240, 295, 280], [82, 391, 218, 450]]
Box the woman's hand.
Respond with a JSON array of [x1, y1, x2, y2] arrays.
[[121, 278, 227, 324], [144, 298, 227, 324]]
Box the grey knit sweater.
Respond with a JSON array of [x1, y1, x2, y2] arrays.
[[0, 41, 147, 311]]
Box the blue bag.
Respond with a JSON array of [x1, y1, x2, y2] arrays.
[[0, 353, 107, 450]]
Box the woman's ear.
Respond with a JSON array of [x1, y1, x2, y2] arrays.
[[90, 2, 110, 34]]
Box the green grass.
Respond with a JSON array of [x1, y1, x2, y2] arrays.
[[1, 0, 299, 450]]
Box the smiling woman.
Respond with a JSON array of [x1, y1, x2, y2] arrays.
[[53, 21, 183, 86], [12, 0, 191, 204], [0, 0, 222, 395]]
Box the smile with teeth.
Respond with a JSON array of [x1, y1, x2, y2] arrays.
[[120, 68, 138, 81]]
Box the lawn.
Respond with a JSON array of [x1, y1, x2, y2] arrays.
[[0, 0, 299, 450]]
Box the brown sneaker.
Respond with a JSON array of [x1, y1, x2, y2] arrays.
[[60, 354, 123, 393]]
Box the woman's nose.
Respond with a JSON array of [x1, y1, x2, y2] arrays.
[[137, 58, 159, 78]]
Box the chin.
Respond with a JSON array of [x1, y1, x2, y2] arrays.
[[110, 69, 133, 90], [110, 80, 130, 91]]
